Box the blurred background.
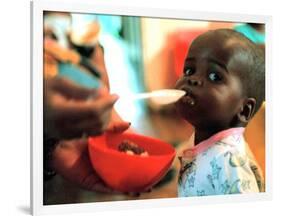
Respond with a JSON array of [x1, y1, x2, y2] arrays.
[[43, 11, 265, 204]]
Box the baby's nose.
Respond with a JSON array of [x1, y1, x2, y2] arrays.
[[187, 78, 203, 86]]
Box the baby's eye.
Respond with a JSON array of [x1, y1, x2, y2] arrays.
[[208, 71, 222, 82], [184, 68, 195, 76]]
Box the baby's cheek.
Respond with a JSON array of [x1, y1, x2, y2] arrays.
[[174, 77, 185, 89], [198, 95, 216, 109]]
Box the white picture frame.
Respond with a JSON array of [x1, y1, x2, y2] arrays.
[[31, 0, 272, 215]]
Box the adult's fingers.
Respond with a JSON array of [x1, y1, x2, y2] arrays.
[[49, 92, 118, 121], [65, 137, 88, 153], [51, 116, 109, 139], [82, 175, 117, 194], [106, 121, 131, 133], [45, 77, 98, 100], [88, 93, 119, 114], [60, 110, 131, 139], [72, 110, 112, 137]]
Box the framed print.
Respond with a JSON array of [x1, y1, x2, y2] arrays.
[[31, 0, 272, 215]]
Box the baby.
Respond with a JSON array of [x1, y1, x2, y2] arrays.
[[175, 29, 265, 197]]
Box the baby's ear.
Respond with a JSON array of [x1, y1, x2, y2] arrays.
[[237, 98, 256, 123]]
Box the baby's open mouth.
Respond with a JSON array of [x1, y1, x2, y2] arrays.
[[180, 88, 196, 106]]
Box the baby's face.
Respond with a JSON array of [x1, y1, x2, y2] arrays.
[[175, 33, 247, 130]]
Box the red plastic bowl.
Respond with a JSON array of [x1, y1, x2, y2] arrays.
[[88, 132, 176, 193]]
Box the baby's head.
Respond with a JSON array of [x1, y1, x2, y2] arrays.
[[175, 29, 265, 133]]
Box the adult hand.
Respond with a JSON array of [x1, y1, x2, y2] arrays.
[[51, 121, 131, 193], [44, 77, 118, 140]]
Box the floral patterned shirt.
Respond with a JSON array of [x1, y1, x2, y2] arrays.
[[178, 128, 264, 197]]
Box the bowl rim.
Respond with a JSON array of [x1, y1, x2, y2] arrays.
[[88, 132, 176, 159]]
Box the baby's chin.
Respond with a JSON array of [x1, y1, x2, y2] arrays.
[[175, 101, 194, 121]]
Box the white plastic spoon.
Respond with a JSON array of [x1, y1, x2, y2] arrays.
[[128, 89, 186, 105]]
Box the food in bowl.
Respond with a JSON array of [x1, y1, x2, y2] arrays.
[[118, 140, 149, 157]]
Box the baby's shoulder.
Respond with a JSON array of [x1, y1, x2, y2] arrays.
[[198, 140, 248, 167], [199, 140, 236, 159], [202, 139, 252, 169]]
